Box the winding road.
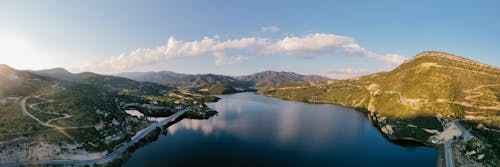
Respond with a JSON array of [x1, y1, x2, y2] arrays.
[[20, 96, 93, 130], [0, 108, 188, 167], [20, 97, 60, 129]]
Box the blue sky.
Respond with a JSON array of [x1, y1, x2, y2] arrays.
[[1, 0, 499, 78]]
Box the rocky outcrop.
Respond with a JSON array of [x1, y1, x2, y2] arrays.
[[381, 125, 394, 135], [411, 51, 500, 70], [0, 137, 107, 164]]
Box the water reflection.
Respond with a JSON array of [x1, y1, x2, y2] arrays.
[[124, 92, 438, 167], [167, 93, 421, 149]]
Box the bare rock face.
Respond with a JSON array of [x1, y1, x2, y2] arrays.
[[0, 138, 107, 164], [381, 125, 394, 135]]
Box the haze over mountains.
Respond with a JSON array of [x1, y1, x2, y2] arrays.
[[116, 70, 333, 88]]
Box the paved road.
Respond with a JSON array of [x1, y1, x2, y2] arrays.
[[444, 120, 469, 167], [0, 109, 188, 167], [444, 139, 454, 167]]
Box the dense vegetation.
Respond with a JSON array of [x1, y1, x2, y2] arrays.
[[206, 84, 240, 94]]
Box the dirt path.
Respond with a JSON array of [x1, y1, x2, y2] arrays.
[[395, 84, 500, 110], [462, 84, 500, 110], [21, 96, 94, 130]]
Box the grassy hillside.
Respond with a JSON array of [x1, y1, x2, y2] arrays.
[[32, 68, 79, 82], [167, 74, 252, 90], [0, 65, 55, 98], [264, 51, 500, 121], [206, 84, 240, 94], [262, 51, 500, 166], [0, 66, 173, 152], [115, 70, 332, 91]]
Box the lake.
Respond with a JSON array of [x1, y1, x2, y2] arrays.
[[123, 92, 438, 167]]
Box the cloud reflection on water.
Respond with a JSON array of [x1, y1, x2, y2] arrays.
[[167, 93, 373, 149]]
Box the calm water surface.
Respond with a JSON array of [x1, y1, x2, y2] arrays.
[[123, 92, 438, 167]]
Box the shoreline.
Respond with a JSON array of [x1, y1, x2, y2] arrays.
[[262, 93, 438, 148], [1, 92, 441, 166]]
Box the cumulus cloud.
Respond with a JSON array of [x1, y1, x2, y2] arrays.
[[325, 68, 373, 79], [261, 26, 280, 33], [81, 33, 406, 73]]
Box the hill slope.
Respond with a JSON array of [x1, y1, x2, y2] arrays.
[[34, 69, 172, 96], [77, 72, 171, 95], [262, 51, 500, 166], [167, 74, 252, 89], [0, 65, 55, 98], [115, 70, 332, 89], [32, 68, 79, 82], [264, 51, 500, 119]]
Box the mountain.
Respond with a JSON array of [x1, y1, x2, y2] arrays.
[[0, 65, 118, 143], [262, 51, 500, 165], [115, 71, 186, 83], [32, 68, 79, 82], [0, 65, 190, 163], [265, 51, 500, 119], [0, 64, 54, 98], [77, 72, 171, 95], [169, 74, 252, 89], [238, 71, 332, 87], [206, 84, 240, 94], [115, 70, 332, 89], [33, 69, 172, 96]]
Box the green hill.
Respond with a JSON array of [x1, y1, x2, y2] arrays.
[[262, 51, 500, 166], [264, 51, 500, 120], [77, 72, 171, 96], [32, 68, 79, 82], [0, 64, 55, 98], [206, 84, 240, 94], [167, 74, 252, 90], [115, 70, 332, 91], [0, 65, 173, 154], [34, 69, 172, 96]]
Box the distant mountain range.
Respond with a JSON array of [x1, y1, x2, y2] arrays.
[[238, 71, 331, 87], [32, 68, 171, 95], [115, 70, 333, 90]]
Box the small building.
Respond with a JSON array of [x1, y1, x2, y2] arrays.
[[125, 109, 144, 118]]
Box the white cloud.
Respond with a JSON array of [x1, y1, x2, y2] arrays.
[[261, 26, 280, 33], [81, 33, 406, 73], [325, 68, 373, 79], [377, 54, 408, 64], [214, 52, 248, 66]]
